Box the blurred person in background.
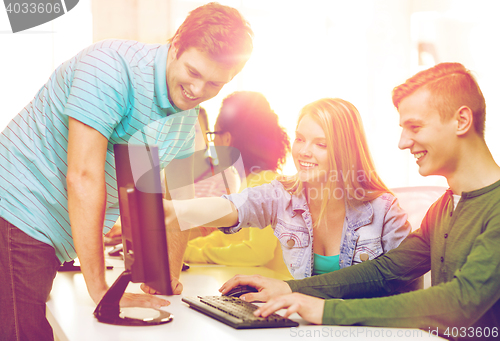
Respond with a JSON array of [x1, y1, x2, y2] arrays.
[[159, 97, 411, 286], [184, 91, 292, 277]]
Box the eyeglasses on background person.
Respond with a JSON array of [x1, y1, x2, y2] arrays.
[[206, 131, 223, 143]]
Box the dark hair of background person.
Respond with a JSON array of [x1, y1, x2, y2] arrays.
[[215, 91, 290, 175]]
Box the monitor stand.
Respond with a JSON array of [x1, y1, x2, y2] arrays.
[[93, 270, 173, 326]]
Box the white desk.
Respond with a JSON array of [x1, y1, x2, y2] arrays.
[[47, 258, 444, 341]]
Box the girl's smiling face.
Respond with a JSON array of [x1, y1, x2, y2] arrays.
[[292, 114, 329, 184]]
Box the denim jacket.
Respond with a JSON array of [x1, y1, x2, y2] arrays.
[[221, 180, 411, 279]]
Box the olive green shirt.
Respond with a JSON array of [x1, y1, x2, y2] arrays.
[[287, 180, 500, 334]]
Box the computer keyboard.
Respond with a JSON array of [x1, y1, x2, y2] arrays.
[[182, 295, 299, 329]]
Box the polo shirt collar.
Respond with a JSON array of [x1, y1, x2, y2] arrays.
[[154, 43, 182, 115]]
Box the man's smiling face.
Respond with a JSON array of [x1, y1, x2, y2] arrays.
[[398, 89, 459, 178], [166, 43, 241, 111]]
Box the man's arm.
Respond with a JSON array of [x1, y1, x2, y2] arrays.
[[288, 215, 500, 330], [286, 226, 431, 299], [67, 117, 109, 304], [162, 152, 196, 289], [67, 117, 168, 307], [217, 229, 429, 305]]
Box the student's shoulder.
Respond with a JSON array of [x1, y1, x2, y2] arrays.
[[74, 39, 161, 67], [369, 192, 397, 210], [88, 39, 160, 53]]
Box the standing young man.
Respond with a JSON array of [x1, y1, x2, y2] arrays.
[[0, 3, 253, 340], [219, 63, 500, 338]]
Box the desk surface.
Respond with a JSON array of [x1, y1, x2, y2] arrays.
[[47, 258, 443, 341]]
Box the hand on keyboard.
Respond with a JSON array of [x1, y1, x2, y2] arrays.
[[219, 274, 292, 303], [182, 295, 299, 329], [254, 293, 325, 325]]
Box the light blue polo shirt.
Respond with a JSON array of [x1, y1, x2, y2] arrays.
[[0, 40, 198, 262]]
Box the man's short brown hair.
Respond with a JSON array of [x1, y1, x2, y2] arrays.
[[392, 62, 486, 138], [169, 2, 254, 70]]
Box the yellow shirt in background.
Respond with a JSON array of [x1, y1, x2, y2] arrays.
[[184, 170, 292, 279]]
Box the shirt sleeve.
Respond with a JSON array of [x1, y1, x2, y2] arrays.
[[286, 223, 431, 297], [185, 171, 277, 265], [380, 195, 412, 252], [219, 182, 284, 234], [63, 49, 130, 139], [287, 208, 500, 331]]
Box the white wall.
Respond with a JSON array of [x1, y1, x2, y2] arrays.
[[198, 0, 500, 188], [0, 0, 92, 130], [1, 0, 499, 189]]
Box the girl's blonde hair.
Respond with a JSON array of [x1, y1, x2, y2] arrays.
[[279, 98, 390, 225]]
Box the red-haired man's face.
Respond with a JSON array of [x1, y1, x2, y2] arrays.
[[166, 43, 240, 111], [398, 89, 459, 178]]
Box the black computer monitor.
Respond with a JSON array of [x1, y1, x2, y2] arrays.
[[94, 144, 173, 326]]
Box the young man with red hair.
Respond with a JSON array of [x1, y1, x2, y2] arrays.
[[219, 63, 500, 339], [0, 3, 253, 340]]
